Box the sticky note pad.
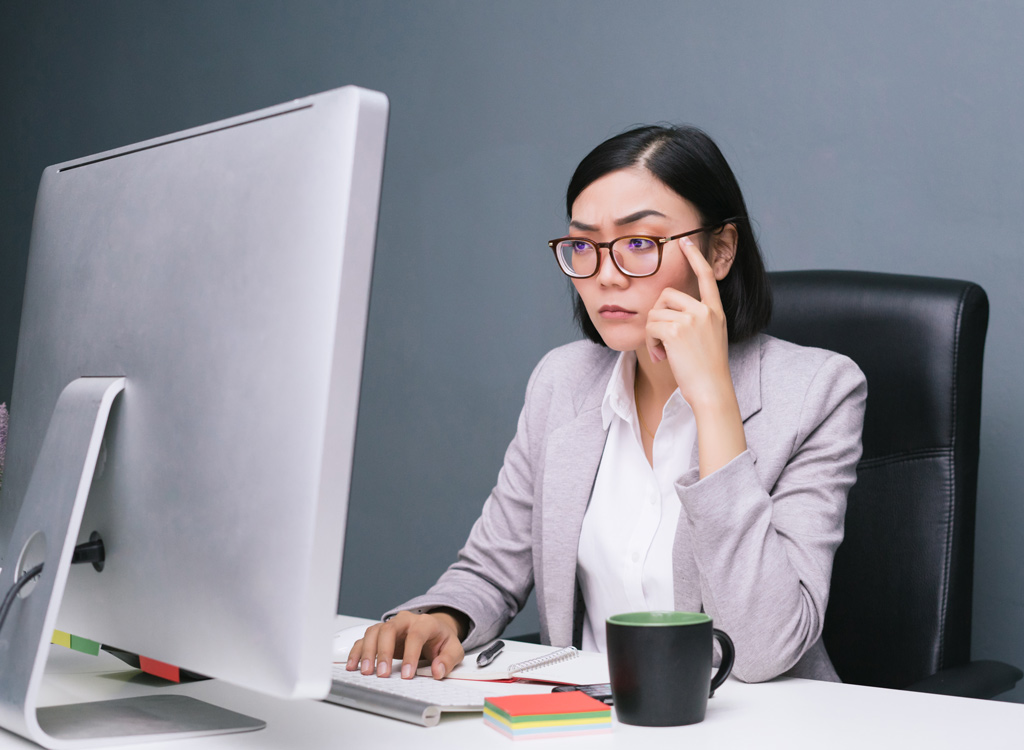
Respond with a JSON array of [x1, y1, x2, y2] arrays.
[[51, 630, 72, 648], [69, 635, 101, 656], [484, 692, 612, 739]]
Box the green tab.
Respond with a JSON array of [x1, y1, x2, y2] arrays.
[[70, 635, 101, 655]]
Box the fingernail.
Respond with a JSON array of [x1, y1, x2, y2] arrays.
[[402, 663, 414, 679], [346, 655, 356, 669], [361, 659, 371, 674], [435, 662, 447, 679], [377, 661, 388, 676]]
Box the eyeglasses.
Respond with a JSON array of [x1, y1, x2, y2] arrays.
[[548, 218, 738, 279]]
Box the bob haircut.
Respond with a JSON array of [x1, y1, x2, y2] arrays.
[[566, 125, 772, 344]]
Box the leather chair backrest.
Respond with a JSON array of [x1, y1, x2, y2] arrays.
[[765, 270, 989, 688]]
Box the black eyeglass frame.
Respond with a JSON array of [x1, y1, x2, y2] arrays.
[[547, 217, 741, 279]]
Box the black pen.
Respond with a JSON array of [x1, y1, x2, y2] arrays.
[[477, 640, 505, 668]]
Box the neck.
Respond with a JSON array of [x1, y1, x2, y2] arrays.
[[634, 347, 678, 408]]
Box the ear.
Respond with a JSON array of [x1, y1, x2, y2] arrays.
[[710, 223, 738, 281]]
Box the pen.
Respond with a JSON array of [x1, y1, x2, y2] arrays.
[[477, 640, 505, 668]]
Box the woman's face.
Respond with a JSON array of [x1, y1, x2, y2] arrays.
[[569, 167, 729, 353]]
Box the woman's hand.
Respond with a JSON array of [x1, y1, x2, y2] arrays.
[[645, 238, 731, 406], [345, 609, 466, 680], [644, 238, 746, 476]]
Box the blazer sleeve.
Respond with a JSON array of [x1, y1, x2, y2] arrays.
[[382, 350, 556, 651], [675, 351, 867, 683]]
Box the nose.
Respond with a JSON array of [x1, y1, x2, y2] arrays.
[[595, 246, 629, 286]]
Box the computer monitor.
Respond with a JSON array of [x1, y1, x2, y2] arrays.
[[0, 86, 388, 748]]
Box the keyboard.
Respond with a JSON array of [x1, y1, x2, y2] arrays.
[[327, 664, 487, 727]]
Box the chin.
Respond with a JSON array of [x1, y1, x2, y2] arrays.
[[594, 329, 643, 353]]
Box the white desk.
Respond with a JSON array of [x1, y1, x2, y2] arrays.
[[6, 617, 1023, 749]]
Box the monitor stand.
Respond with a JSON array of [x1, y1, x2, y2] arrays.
[[0, 377, 265, 749]]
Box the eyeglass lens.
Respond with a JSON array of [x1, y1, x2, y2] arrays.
[[555, 237, 660, 278]]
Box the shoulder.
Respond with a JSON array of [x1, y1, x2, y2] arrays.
[[522, 339, 617, 417], [528, 339, 616, 387], [752, 333, 867, 437], [755, 333, 865, 391]]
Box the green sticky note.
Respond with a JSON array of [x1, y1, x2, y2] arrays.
[[70, 635, 101, 655]]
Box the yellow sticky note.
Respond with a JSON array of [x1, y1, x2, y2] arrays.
[[52, 630, 72, 648]]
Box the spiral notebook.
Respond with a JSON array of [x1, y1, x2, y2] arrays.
[[416, 641, 609, 685]]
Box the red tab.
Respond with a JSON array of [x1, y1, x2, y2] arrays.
[[485, 691, 608, 716], [139, 656, 181, 683]]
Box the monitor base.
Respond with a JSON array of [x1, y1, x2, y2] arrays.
[[36, 695, 264, 743], [0, 377, 264, 749]]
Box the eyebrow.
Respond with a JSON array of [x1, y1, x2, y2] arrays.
[[568, 209, 667, 233]]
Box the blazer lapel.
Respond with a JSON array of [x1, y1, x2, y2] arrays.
[[731, 334, 763, 423], [676, 335, 765, 611], [538, 338, 766, 641], [539, 405, 607, 647], [686, 335, 764, 469]]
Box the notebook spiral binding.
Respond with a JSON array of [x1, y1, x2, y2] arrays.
[[507, 646, 579, 678]]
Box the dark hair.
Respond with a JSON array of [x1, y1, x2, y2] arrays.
[[566, 125, 772, 344]]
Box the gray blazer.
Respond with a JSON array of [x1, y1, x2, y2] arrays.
[[388, 334, 867, 683]]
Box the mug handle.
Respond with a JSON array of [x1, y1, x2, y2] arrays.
[[709, 629, 735, 698]]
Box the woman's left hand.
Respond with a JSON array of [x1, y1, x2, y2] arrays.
[[645, 238, 747, 477], [644, 238, 732, 408]]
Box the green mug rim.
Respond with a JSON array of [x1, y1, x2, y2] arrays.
[[606, 611, 711, 627]]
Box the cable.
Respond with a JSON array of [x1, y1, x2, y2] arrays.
[[0, 562, 43, 634], [0, 535, 106, 634]]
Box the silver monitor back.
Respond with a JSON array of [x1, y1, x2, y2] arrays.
[[0, 86, 387, 709]]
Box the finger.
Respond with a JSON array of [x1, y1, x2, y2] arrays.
[[400, 625, 430, 680], [646, 328, 667, 363], [649, 284, 692, 312], [680, 238, 723, 311], [356, 625, 380, 674], [430, 637, 465, 680], [346, 637, 363, 670], [646, 298, 696, 362], [645, 305, 670, 363], [646, 315, 700, 364], [650, 287, 702, 315], [645, 308, 697, 329], [375, 621, 399, 677]]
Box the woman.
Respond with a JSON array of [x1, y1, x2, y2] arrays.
[[346, 125, 866, 684]]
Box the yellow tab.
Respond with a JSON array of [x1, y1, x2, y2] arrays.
[[52, 630, 72, 648]]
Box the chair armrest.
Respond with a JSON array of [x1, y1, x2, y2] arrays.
[[904, 660, 1023, 699]]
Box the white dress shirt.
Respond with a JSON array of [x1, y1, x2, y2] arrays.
[[577, 350, 698, 653]]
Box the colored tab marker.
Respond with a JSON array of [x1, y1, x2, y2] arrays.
[[484, 691, 612, 740], [69, 635, 101, 656], [51, 630, 72, 648], [139, 656, 181, 683]]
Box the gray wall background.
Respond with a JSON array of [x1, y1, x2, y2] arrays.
[[1, 1, 1022, 702]]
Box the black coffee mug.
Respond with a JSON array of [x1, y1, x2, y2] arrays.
[[606, 611, 735, 727]]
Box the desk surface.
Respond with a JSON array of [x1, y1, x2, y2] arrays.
[[6, 616, 1023, 749]]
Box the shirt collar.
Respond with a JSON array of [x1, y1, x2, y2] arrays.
[[600, 351, 636, 431], [600, 350, 696, 432]]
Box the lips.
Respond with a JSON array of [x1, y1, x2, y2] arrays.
[[598, 305, 636, 319]]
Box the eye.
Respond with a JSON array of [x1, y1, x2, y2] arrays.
[[625, 237, 656, 252], [572, 241, 594, 255]]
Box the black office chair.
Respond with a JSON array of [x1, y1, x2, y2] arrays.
[[767, 270, 1022, 698]]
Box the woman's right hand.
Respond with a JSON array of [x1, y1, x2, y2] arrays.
[[344, 609, 466, 680]]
